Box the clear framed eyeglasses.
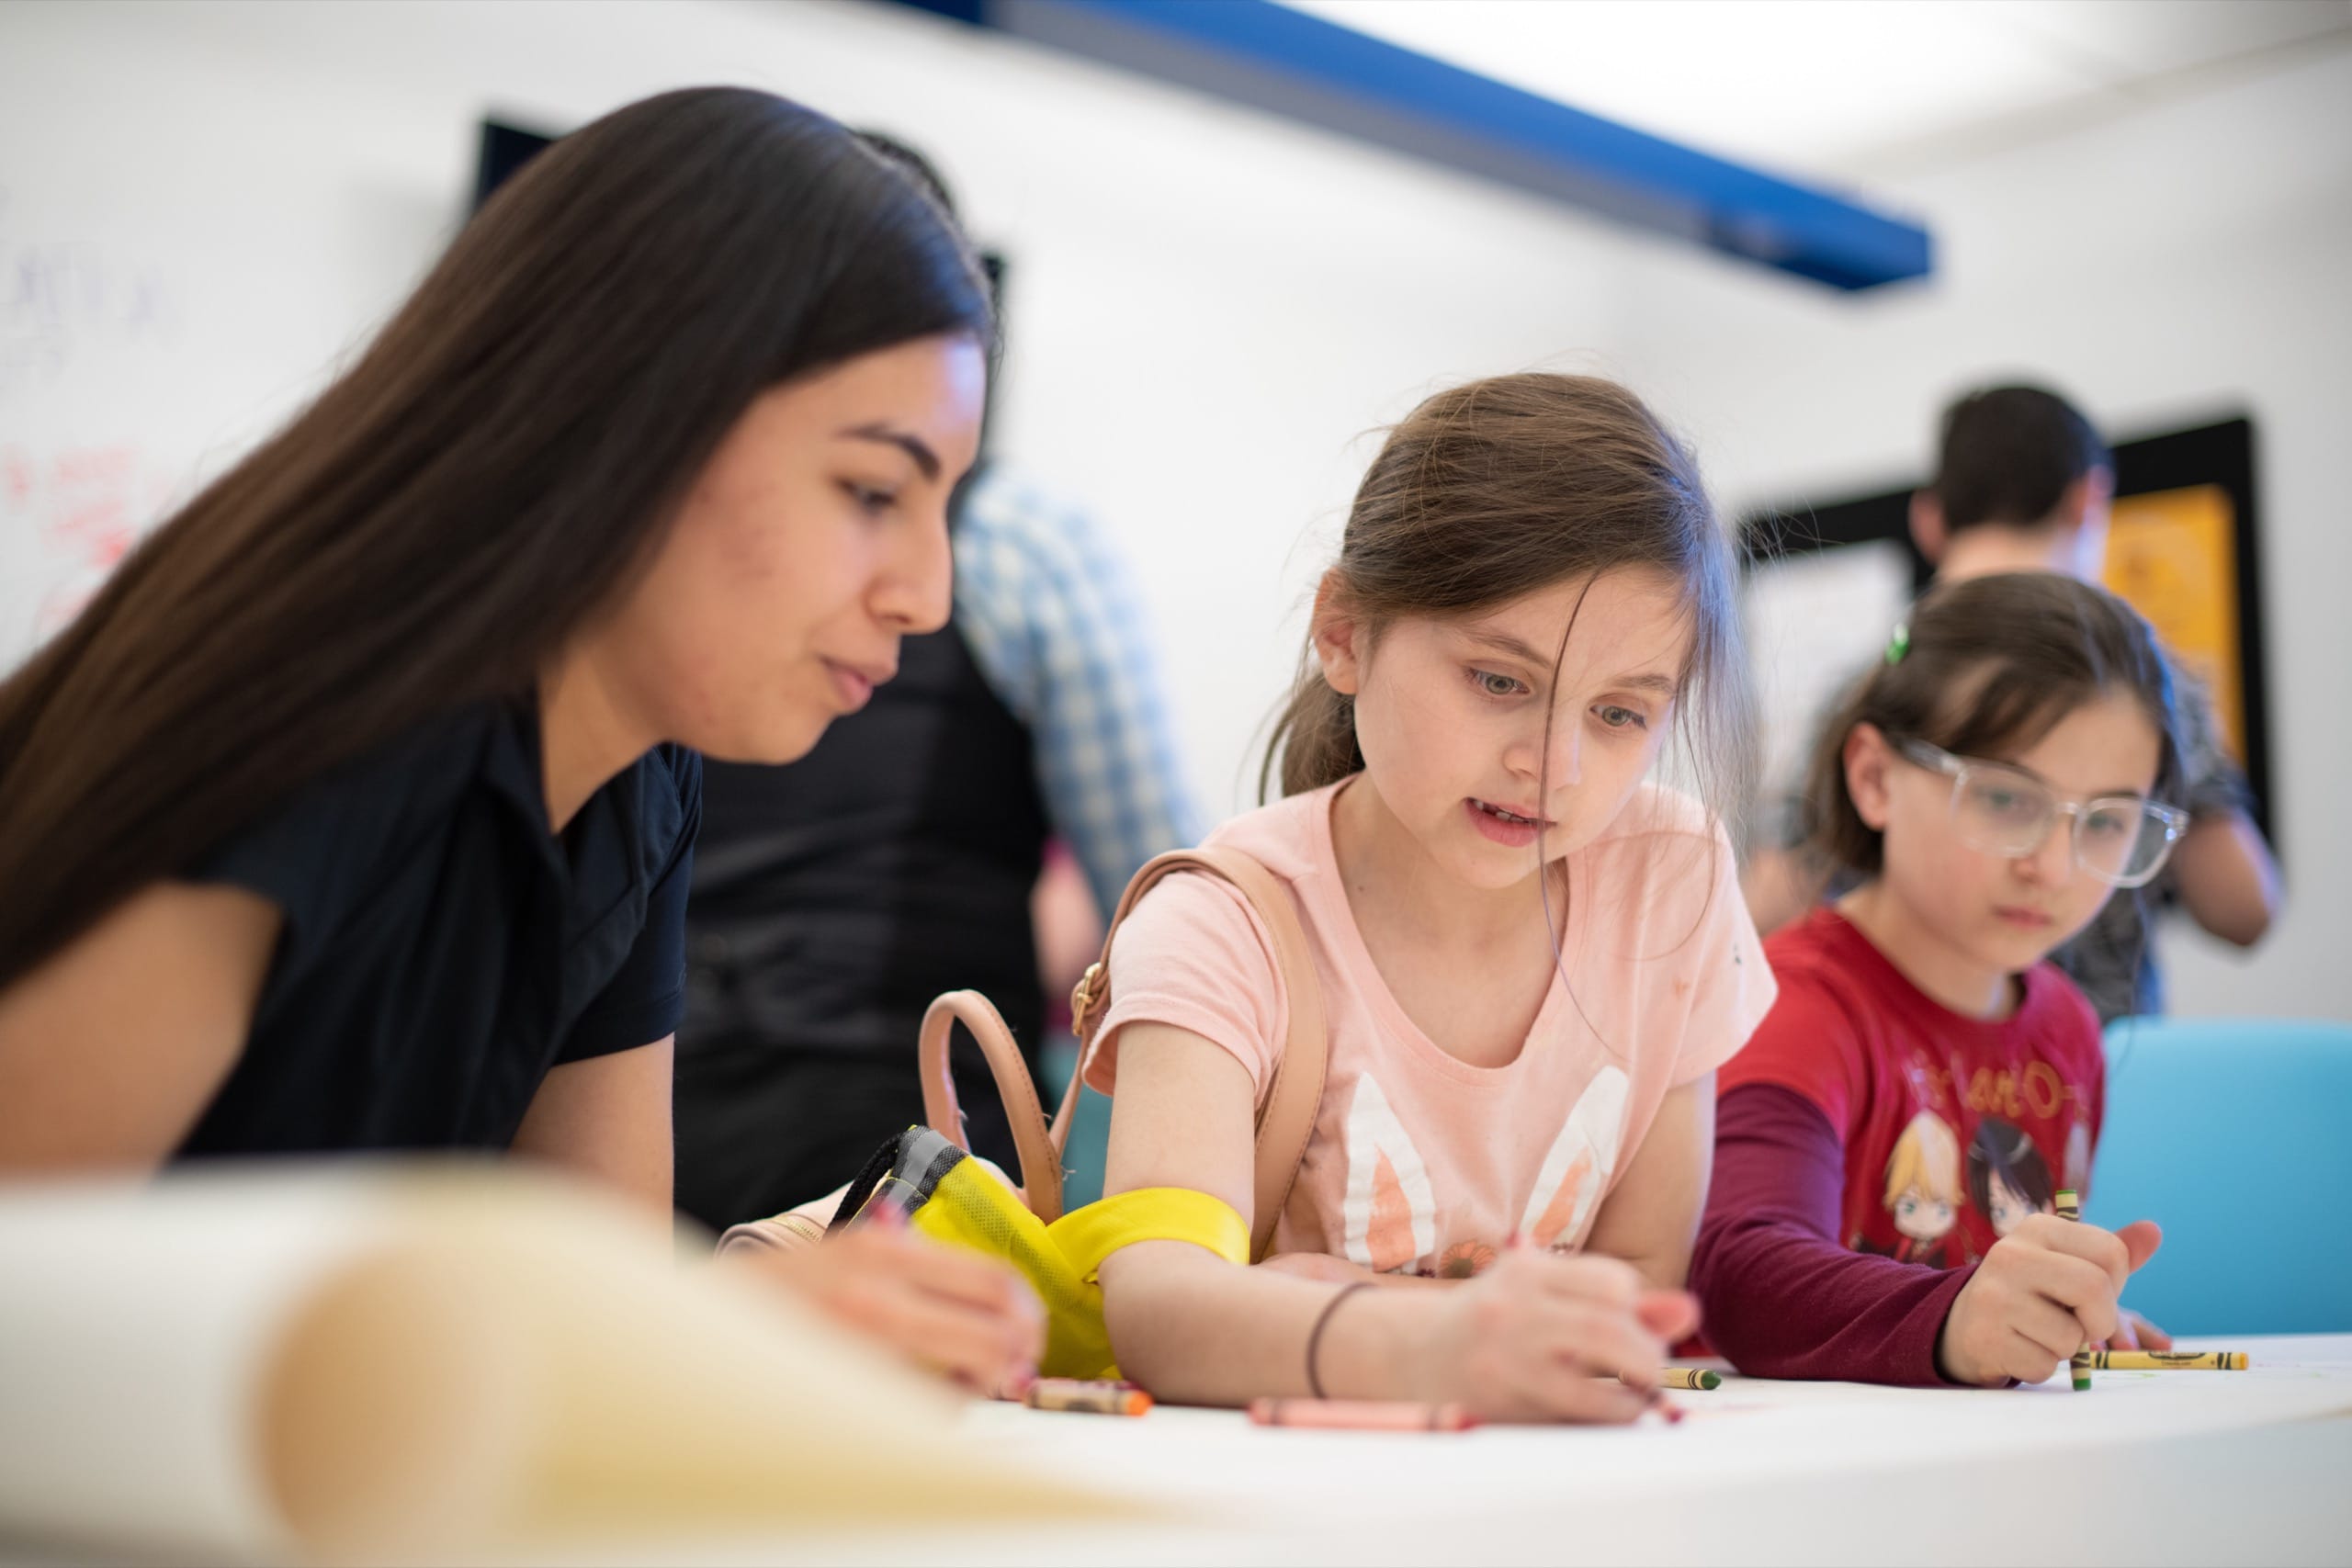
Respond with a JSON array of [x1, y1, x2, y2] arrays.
[[1894, 738, 2188, 889]]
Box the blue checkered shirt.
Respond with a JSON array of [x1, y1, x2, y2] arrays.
[[954, 470, 1204, 915]]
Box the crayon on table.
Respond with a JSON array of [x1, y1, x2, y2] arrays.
[[1249, 1398, 1477, 1432], [2086, 1350, 2248, 1371], [1653, 1368, 1722, 1391], [2054, 1189, 2091, 1392], [1023, 1378, 1153, 1416]]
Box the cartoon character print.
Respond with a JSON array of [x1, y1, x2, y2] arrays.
[[1967, 1115, 2056, 1239], [1871, 1109, 1964, 1268], [1337, 1067, 1631, 1278]]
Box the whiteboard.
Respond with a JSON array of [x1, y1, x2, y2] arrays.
[[0, 182, 208, 662], [0, 5, 462, 677]]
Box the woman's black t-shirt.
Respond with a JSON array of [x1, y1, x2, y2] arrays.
[[174, 700, 701, 1156]]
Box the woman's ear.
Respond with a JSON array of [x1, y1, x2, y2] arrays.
[[1844, 723, 1897, 831], [1310, 571, 1366, 696]]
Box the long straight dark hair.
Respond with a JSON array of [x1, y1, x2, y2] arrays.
[[0, 86, 993, 990]]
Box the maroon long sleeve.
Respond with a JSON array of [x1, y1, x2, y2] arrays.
[[1691, 1082, 1977, 1386]]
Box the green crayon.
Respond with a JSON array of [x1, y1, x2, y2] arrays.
[[2055, 1189, 2091, 1392], [1655, 1368, 1722, 1391]]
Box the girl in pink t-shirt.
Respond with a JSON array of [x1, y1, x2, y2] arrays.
[[1090, 374, 1776, 1423]]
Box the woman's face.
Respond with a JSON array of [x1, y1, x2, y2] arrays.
[[598, 333, 986, 764]]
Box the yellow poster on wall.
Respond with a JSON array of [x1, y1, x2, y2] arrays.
[[2100, 483, 2243, 762]]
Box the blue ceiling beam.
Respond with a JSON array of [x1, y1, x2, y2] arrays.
[[877, 0, 1932, 291]]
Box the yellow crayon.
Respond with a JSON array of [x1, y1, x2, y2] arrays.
[[2086, 1350, 2247, 1371]]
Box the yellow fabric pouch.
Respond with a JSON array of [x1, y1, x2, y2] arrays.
[[849, 1127, 1246, 1379]]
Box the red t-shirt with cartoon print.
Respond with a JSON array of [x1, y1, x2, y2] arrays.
[[1690, 907, 2107, 1384]]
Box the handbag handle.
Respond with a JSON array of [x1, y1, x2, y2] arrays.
[[1056, 847, 1329, 1259], [918, 989, 1066, 1220]]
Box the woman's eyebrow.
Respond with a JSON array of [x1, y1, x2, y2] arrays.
[[1609, 672, 1680, 699], [837, 423, 940, 481]]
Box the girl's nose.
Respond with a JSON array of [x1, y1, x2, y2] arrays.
[[2015, 818, 2077, 888], [1547, 715, 1583, 789], [1508, 711, 1580, 789]]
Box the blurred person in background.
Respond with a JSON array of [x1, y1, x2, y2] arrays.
[[1745, 384, 2280, 1021], [673, 135, 1202, 1233]]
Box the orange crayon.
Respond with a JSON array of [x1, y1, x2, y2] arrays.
[[1023, 1378, 1152, 1416], [1250, 1398, 1477, 1432]]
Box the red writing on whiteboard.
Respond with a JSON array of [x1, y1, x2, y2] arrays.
[[3, 443, 174, 570], [6, 442, 188, 640]]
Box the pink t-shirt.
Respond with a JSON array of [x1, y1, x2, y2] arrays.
[[1085, 778, 1775, 1278]]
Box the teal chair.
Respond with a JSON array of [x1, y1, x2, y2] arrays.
[[2086, 1018, 2352, 1335]]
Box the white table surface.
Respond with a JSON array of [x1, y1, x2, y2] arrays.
[[6, 1336, 2346, 1566], [723, 1334, 2352, 1568]]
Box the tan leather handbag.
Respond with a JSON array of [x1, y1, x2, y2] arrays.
[[719, 846, 1328, 1263]]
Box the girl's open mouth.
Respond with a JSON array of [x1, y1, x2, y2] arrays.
[[1466, 798, 1551, 845]]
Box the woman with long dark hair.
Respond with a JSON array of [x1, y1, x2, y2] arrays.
[[0, 87, 1040, 1391]]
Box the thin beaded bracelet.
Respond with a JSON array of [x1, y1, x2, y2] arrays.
[[1306, 1281, 1374, 1398]]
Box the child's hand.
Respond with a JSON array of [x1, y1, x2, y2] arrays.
[[1938, 1215, 2163, 1386], [1410, 1248, 1700, 1422], [2105, 1308, 2172, 1351], [738, 1224, 1045, 1395]]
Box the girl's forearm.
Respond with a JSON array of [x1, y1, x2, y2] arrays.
[[1692, 1083, 1974, 1385], [1253, 1251, 1448, 1289], [1101, 1239, 1424, 1405]]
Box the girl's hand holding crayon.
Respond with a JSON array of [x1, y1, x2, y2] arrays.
[[742, 1223, 1045, 1396], [1408, 1247, 1699, 1423], [1937, 1213, 2163, 1386]]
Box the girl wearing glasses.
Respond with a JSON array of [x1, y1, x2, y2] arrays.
[[1690, 573, 2180, 1386]]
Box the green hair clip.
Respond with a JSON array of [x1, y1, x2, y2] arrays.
[[1884, 622, 1911, 665]]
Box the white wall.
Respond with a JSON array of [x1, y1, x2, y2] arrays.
[[1610, 46, 2352, 1021], [0, 0, 1639, 818], [2, 0, 2343, 1019]]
